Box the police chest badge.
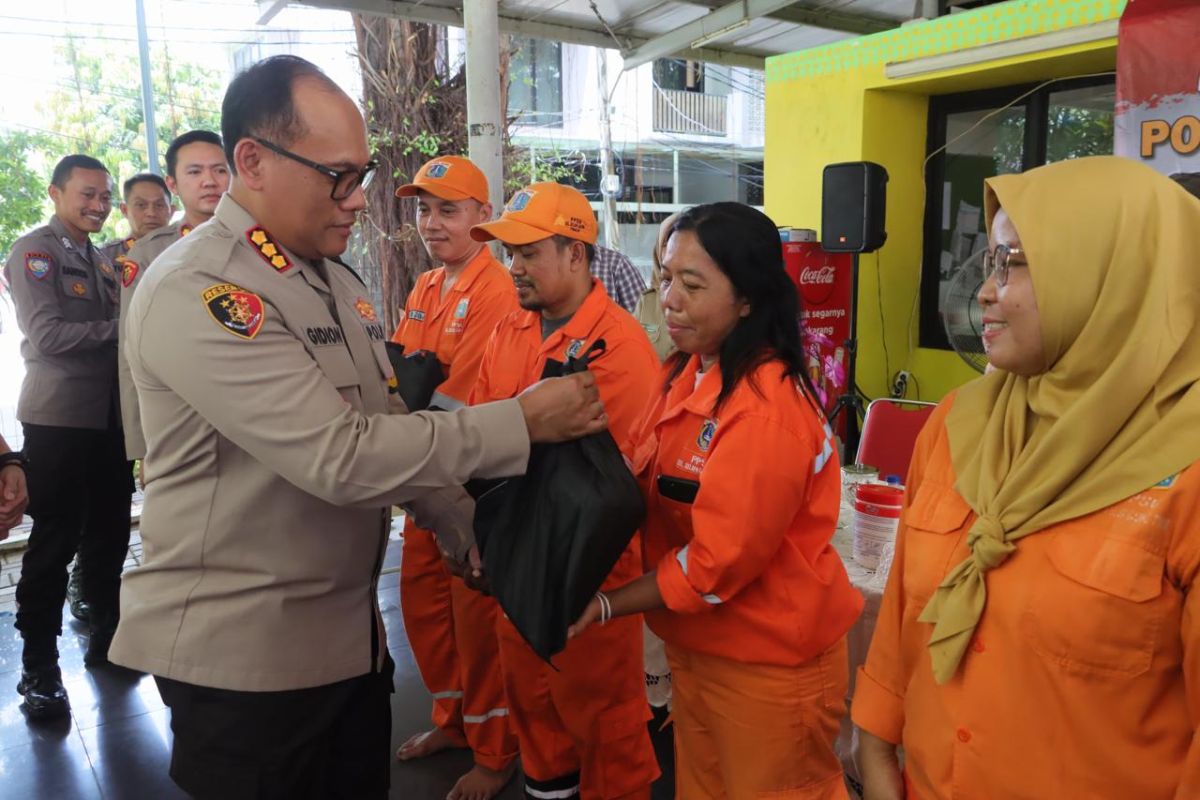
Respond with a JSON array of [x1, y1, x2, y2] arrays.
[[71, 282, 88, 297], [355, 297, 378, 322], [202, 283, 265, 339], [98, 260, 114, 277], [25, 253, 51, 280], [697, 420, 717, 452], [121, 259, 140, 288]]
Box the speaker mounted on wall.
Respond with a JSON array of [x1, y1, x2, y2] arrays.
[[821, 161, 889, 254]]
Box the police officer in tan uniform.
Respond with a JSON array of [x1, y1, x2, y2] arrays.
[[62, 175, 172, 624], [110, 55, 606, 799], [3, 154, 133, 721], [119, 130, 231, 463], [100, 172, 173, 265]]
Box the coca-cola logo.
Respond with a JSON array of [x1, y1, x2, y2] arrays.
[[799, 266, 836, 285]]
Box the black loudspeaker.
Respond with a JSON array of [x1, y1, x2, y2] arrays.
[[821, 161, 888, 253]]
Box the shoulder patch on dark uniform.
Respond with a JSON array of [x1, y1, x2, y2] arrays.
[[246, 227, 292, 273], [25, 253, 52, 280], [202, 283, 265, 339]]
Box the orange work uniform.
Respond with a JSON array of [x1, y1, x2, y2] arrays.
[[631, 356, 863, 799], [853, 398, 1200, 799], [470, 279, 662, 800], [392, 245, 518, 770]]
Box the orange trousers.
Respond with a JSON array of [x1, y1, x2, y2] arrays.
[[666, 638, 851, 800], [497, 608, 659, 800], [399, 524, 517, 771]]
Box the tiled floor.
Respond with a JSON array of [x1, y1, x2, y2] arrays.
[[0, 534, 677, 799]]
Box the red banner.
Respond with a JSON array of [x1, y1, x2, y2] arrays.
[[784, 241, 854, 424], [1115, 0, 1200, 175]]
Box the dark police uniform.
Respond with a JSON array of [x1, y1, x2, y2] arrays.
[[3, 216, 133, 675]]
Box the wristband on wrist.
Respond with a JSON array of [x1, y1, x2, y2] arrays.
[[0, 451, 28, 472]]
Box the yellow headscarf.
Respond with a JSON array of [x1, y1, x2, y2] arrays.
[[919, 156, 1200, 683]]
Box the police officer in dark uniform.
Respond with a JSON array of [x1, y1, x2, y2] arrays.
[[3, 154, 134, 720]]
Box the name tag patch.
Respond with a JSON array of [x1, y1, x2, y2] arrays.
[[306, 325, 345, 347], [407, 309, 426, 322]]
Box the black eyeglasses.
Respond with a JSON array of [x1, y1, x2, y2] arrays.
[[982, 243, 1027, 288], [253, 137, 378, 201]]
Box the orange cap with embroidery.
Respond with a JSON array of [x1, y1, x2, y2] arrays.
[[470, 182, 597, 246], [396, 155, 489, 204]]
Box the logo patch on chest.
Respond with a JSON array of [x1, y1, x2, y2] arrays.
[[697, 420, 716, 452], [202, 283, 265, 340], [454, 298, 470, 319], [355, 297, 378, 322]]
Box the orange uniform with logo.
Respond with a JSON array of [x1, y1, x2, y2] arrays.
[[469, 279, 662, 800], [392, 156, 520, 771], [853, 398, 1200, 799], [631, 355, 862, 799]]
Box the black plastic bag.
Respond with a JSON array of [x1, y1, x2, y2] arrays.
[[385, 343, 446, 411], [471, 340, 646, 661]]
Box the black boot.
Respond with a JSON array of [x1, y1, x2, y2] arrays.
[[84, 615, 117, 667], [17, 643, 70, 721], [66, 558, 90, 624]]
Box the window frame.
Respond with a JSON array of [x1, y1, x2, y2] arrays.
[[918, 74, 1115, 349]]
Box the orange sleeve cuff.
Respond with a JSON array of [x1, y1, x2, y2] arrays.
[[656, 548, 716, 615], [850, 665, 905, 745]]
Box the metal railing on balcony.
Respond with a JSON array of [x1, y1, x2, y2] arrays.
[[653, 86, 728, 136]]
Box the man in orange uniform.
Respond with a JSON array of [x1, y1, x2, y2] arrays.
[[469, 183, 661, 800], [391, 155, 520, 800]]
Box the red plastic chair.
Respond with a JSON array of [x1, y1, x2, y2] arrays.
[[855, 399, 937, 483]]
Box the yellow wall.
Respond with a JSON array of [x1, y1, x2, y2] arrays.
[[765, 0, 1124, 401]]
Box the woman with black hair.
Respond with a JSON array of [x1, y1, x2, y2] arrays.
[[570, 202, 862, 799]]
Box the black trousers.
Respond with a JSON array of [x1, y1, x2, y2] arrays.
[[155, 656, 395, 800], [15, 422, 133, 663]]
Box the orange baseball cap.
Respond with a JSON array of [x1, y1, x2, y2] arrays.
[[396, 156, 489, 204], [470, 182, 598, 246]]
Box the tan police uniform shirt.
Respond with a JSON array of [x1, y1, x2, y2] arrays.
[[110, 195, 531, 691], [117, 220, 195, 459], [100, 235, 135, 266], [3, 216, 120, 429]]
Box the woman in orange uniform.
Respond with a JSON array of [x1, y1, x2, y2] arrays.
[[571, 202, 863, 799], [854, 156, 1200, 799]]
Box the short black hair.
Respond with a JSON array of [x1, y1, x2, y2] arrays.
[[221, 55, 339, 175], [51, 154, 108, 189], [552, 234, 595, 266], [165, 130, 224, 178], [122, 172, 171, 201]]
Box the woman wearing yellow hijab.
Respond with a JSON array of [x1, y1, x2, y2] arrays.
[[854, 156, 1200, 799]]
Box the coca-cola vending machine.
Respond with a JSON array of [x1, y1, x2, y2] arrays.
[[783, 240, 855, 439]]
